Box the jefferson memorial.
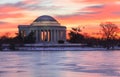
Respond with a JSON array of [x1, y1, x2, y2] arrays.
[[18, 15, 66, 43]]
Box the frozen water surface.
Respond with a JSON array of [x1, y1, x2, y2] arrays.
[[0, 50, 120, 77]]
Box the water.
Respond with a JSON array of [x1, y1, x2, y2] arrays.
[[0, 50, 120, 77]]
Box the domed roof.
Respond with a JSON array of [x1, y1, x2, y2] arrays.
[[34, 15, 58, 22], [31, 15, 60, 26]]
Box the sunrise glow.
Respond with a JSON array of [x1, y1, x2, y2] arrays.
[[0, 0, 120, 37]]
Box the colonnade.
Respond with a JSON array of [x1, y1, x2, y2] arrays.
[[19, 26, 66, 43], [35, 29, 66, 43], [19, 29, 66, 43], [18, 15, 67, 44]]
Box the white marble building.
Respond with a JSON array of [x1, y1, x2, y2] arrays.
[[18, 15, 66, 43]]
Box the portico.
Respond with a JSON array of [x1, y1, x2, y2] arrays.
[[18, 15, 66, 43]]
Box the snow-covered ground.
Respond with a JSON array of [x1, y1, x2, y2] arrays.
[[2, 43, 120, 51], [19, 47, 107, 51]]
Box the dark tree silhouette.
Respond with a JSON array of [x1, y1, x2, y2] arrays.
[[24, 32, 36, 43], [0, 34, 11, 44], [13, 32, 24, 44], [100, 22, 119, 49], [68, 27, 84, 43]]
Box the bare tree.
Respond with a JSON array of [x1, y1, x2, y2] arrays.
[[100, 22, 119, 39], [100, 22, 119, 49]]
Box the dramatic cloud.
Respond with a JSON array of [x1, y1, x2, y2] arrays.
[[0, 21, 8, 24], [0, 0, 120, 37], [73, 0, 120, 4], [0, 13, 25, 19], [113, 12, 120, 15], [87, 4, 105, 8]]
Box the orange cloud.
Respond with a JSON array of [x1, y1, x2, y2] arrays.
[[0, 3, 26, 20], [0, 6, 22, 13], [0, 0, 120, 37], [0, 13, 25, 19], [56, 1, 120, 37]]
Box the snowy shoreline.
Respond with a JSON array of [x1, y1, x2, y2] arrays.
[[16, 46, 120, 51], [1, 43, 120, 51]]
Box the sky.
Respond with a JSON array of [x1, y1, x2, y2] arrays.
[[0, 0, 120, 37]]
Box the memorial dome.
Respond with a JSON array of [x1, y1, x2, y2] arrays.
[[31, 15, 60, 26]]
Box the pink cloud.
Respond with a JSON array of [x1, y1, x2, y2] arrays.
[[0, 0, 120, 37], [56, 0, 120, 22], [88, 3, 120, 18], [56, 1, 120, 35], [0, 4, 26, 19], [0, 13, 25, 19], [73, 0, 119, 3], [0, 6, 23, 13]]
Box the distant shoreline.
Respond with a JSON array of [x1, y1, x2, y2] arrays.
[[1, 43, 120, 51]]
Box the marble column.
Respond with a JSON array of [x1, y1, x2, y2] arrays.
[[54, 30, 56, 42], [39, 30, 41, 42], [52, 30, 54, 43], [50, 30, 52, 42], [57, 30, 59, 41], [50, 30, 53, 43], [36, 30, 39, 42], [46, 30, 48, 42], [56, 30, 58, 41]]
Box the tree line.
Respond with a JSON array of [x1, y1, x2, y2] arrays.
[[0, 22, 120, 50], [68, 22, 120, 49]]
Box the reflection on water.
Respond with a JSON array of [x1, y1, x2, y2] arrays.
[[0, 51, 120, 77]]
